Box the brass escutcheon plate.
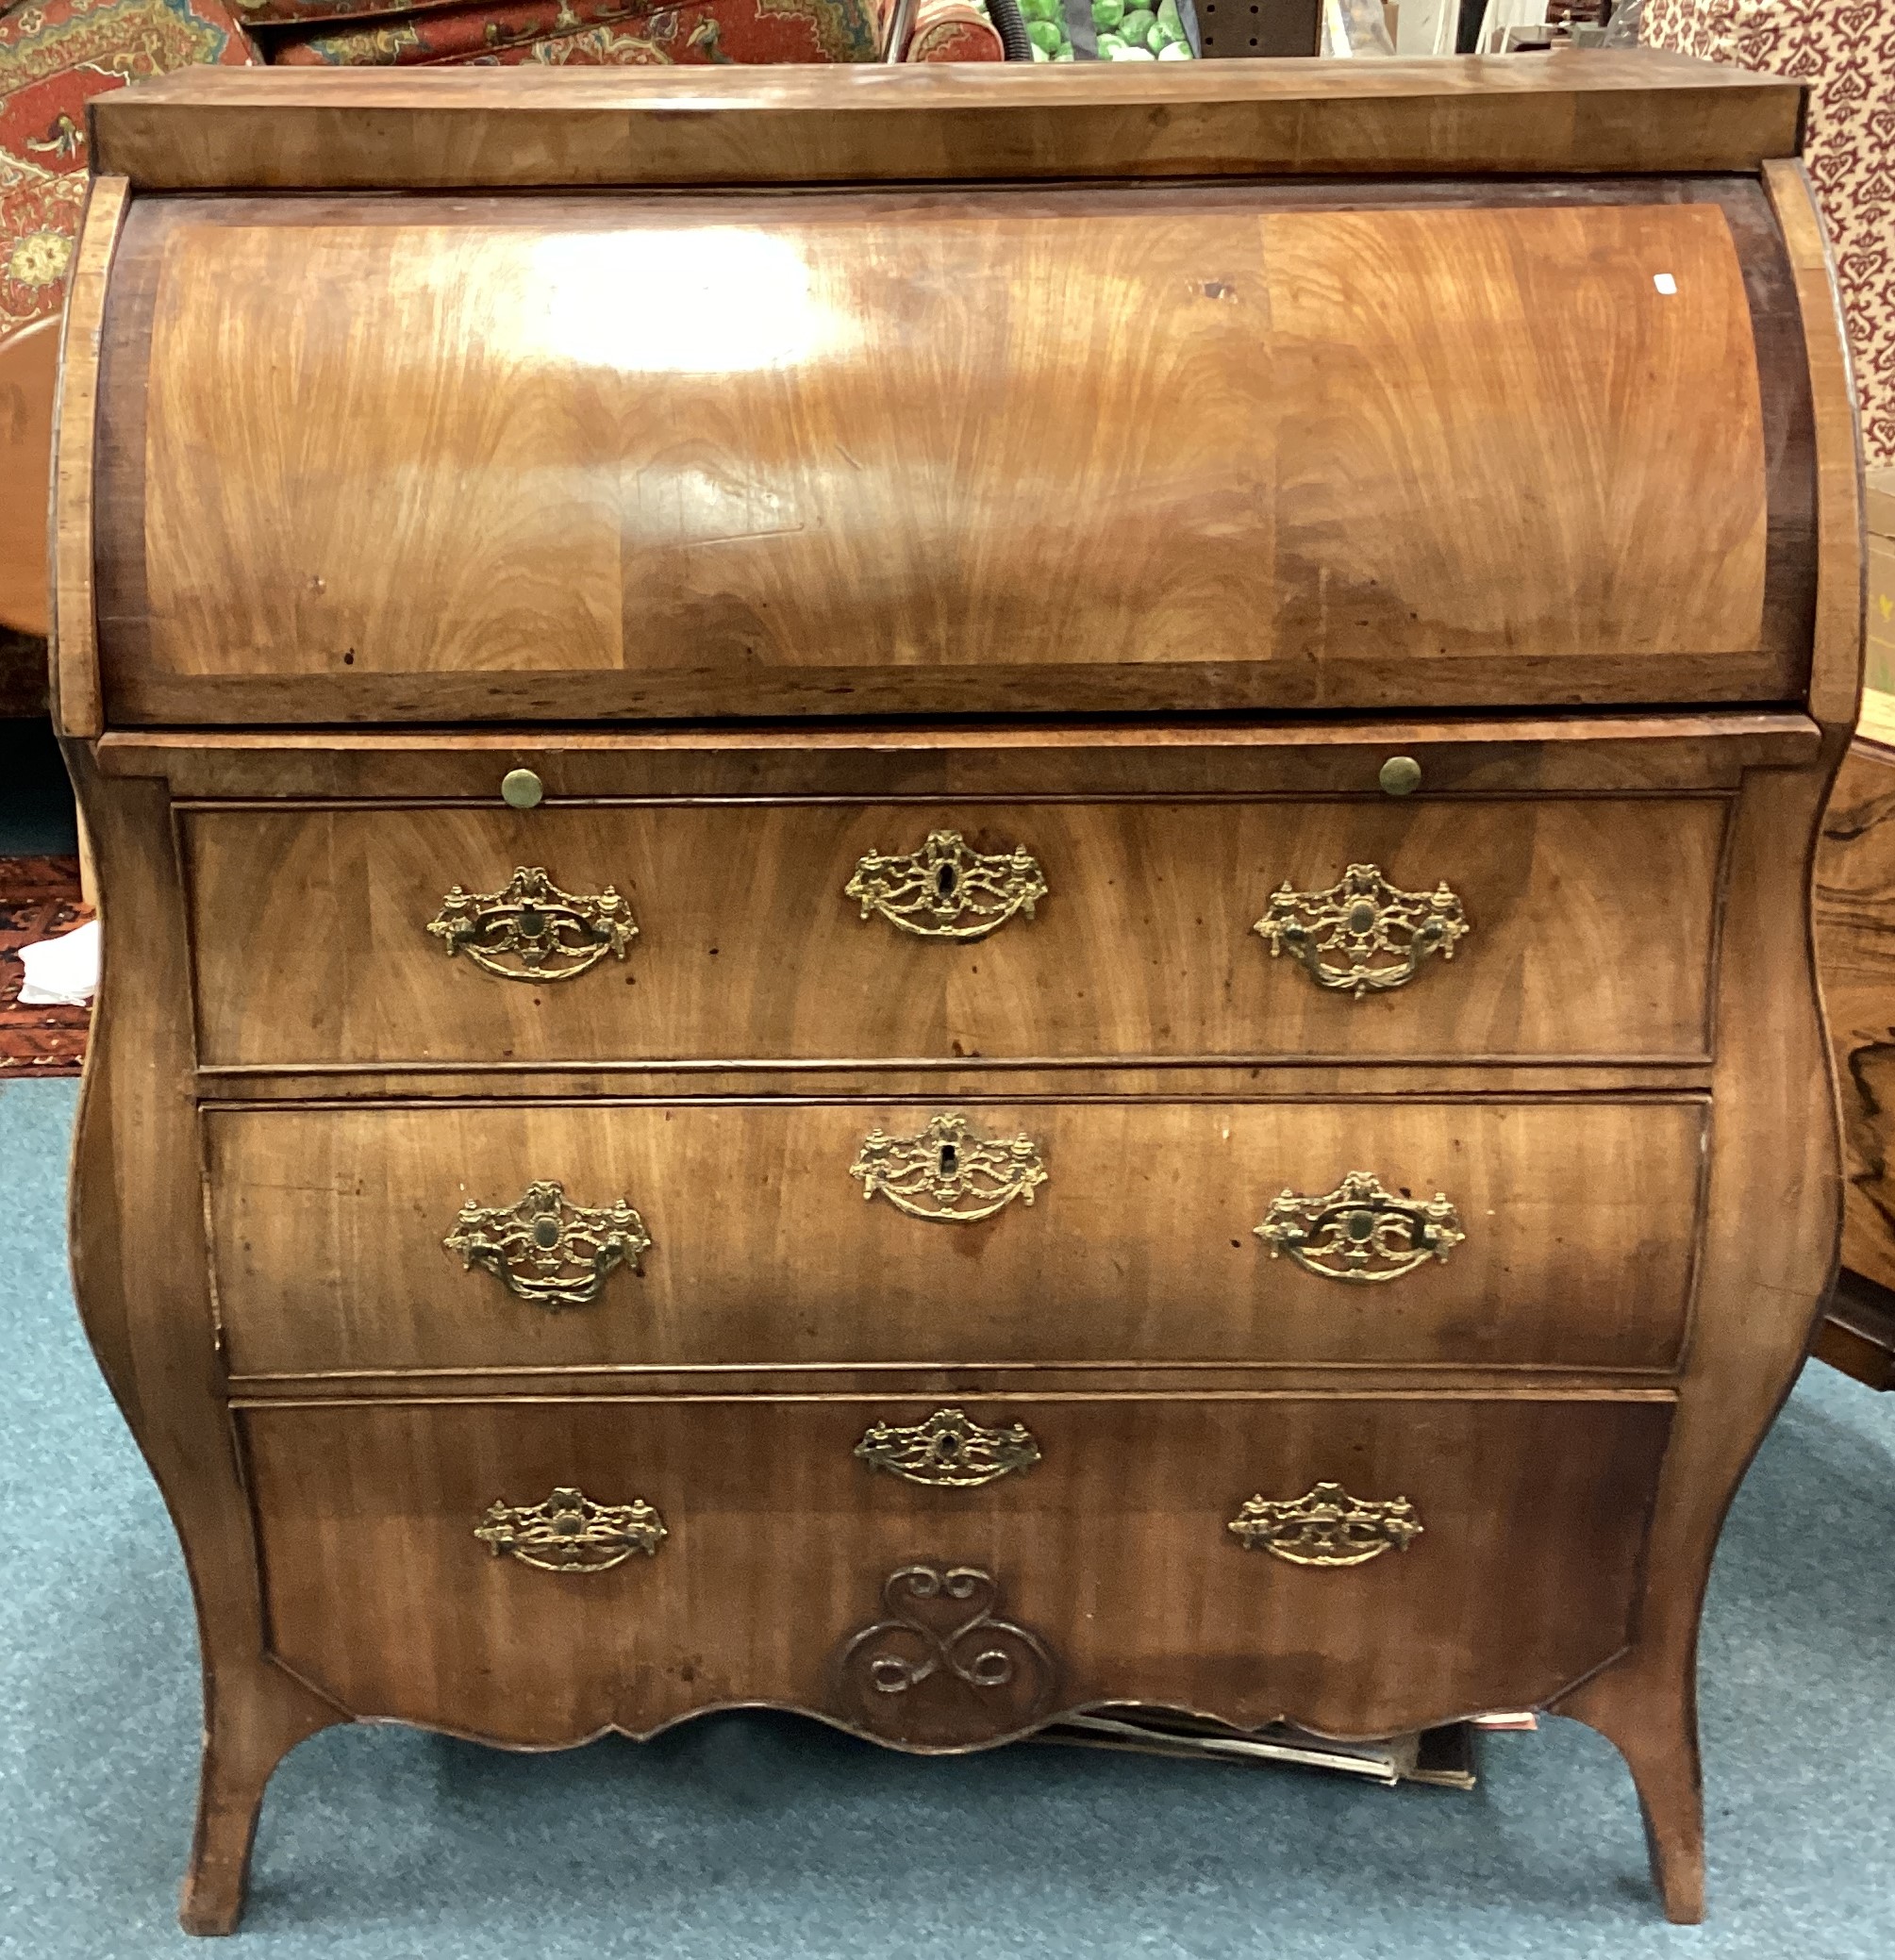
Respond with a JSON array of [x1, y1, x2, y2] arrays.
[[850, 1112, 1048, 1222], [1228, 1483, 1423, 1567], [845, 829, 1047, 940], [474, 1486, 667, 1573], [445, 1180, 651, 1310], [1254, 862, 1468, 997], [1255, 1171, 1463, 1284], [855, 1408, 1042, 1487], [427, 866, 637, 981]]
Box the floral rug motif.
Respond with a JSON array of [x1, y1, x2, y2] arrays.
[[0, 853, 89, 1075], [0, 0, 253, 341], [1644, 0, 1895, 468]]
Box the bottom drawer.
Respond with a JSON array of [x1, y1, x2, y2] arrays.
[[241, 1393, 1671, 1747]]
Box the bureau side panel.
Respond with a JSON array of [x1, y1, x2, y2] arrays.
[[1552, 756, 1846, 1919], [1556, 163, 1860, 1757], [58, 746, 342, 1762]]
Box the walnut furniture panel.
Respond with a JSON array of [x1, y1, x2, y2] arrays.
[[180, 794, 1728, 1069], [205, 1097, 1706, 1377], [93, 190, 1786, 725], [57, 58, 1856, 1935], [1813, 682, 1895, 1387], [239, 1395, 1674, 1747]]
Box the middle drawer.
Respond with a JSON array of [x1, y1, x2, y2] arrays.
[[205, 1098, 1704, 1377]]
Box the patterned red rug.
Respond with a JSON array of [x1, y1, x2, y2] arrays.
[[0, 855, 91, 1075]]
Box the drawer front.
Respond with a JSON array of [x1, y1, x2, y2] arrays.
[[99, 186, 1800, 722], [239, 1394, 1672, 1746], [208, 1098, 1704, 1376], [183, 796, 1725, 1068]]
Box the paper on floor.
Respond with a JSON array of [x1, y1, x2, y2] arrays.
[[16, 918, 99, 1007]]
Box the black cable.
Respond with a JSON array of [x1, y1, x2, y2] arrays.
[[987, 0, 1038, 59]]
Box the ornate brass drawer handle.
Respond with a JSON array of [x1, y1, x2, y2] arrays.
[[445, 1180, 651, 1311], [1254, 862, 1468, 997], [845, 829, 1047, 940], [850, 1112, 1047, 1222], [1255, 1171, 1463, 1284], [474, 1486, 667, 1573], [1229, 1483, 1423, 1567], [856, 1408, 1042, 1487], [427, 865, 638, 981]]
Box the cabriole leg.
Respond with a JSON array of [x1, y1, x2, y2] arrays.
[[1558, 1663, 1705, 1924], [180, 1663, 343, 1936]]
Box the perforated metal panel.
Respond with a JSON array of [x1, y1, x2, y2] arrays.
[[1197, 0, 1322, 56]]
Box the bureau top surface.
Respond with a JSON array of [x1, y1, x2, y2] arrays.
[[88, 54, 1804, 191]]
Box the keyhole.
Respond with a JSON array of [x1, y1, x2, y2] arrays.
[[939, 1143, 960, 1179], [936, 863, 959, 900]]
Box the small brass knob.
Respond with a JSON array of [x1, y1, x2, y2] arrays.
[[501, 769, 544, 809], [1378, 756, 1421, 798]]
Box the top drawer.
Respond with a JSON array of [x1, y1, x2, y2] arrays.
[[91, 179, 1810, 724], [180, 791, 1726, 1071]]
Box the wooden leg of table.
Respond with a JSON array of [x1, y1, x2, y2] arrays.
[[179, 1662, 344, 1936], [1558, 1662, 1705, 1924], [76, 799, 97, 914]]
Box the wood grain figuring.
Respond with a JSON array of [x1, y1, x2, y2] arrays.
[[49, 176, 128, 740], [1267, 207, 1763, 671], [1814, 733, 1895, 1294], [204, 1098, 1705, 1376], [97, 191, 1778, 723], [1763, 159, 1866, 733], [0, 317, 58, 638], [239, 1395, 1673, 1746], [231, 1370, 1686, 1402], [180, 797, 1727, 1069], [85, 56, 1804, 190]]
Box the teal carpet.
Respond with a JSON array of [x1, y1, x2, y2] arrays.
[[3, 1071, 1891, 1957]]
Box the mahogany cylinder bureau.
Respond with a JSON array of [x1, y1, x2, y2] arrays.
[[55, 55, 1862, 1933]]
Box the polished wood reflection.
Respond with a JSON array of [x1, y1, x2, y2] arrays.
[[100, 190, 1777, 723], [180, 794, 1727, 1069], [240, 1393, 1674, 1746], [206, 1096, 1707, 1377]]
